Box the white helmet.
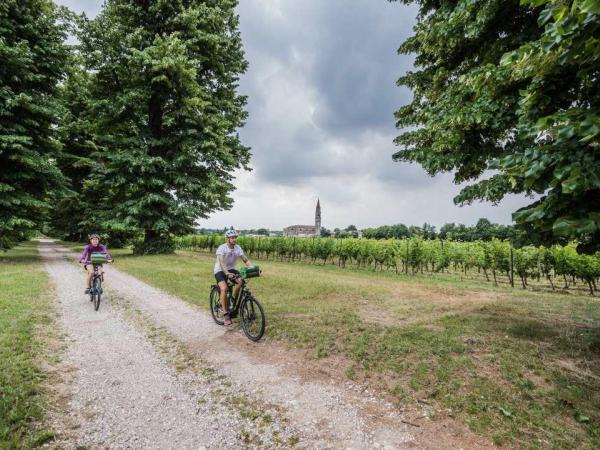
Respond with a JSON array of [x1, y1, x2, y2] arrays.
[[225, 229, 238, 238]]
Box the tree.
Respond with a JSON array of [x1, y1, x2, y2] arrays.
[[408, 225, 422, 237], [343, 225, 359, 238], [473, 218, 493, 241], [320, 227, 332, 237], [393, 0, 599, 252], [439, 223, 455, 240], [0, 0, 69, 249], [421, 222, 437, 239], [78, 0, 250, 254], [390, 223, 410, 239]]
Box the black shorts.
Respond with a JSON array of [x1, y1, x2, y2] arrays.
[[215, 269, 239, 283]]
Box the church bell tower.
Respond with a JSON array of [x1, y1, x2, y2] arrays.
[[315, 199, 321, 236]]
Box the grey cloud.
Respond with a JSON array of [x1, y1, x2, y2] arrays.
[[53, 0, 526, 229], [237, 0, 418, 191], [309, 3, 417, 134]]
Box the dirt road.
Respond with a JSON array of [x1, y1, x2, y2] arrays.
[[40, 240, 413, 449]]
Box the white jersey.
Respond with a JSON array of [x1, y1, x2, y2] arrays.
[[214, 243, 246, 274]]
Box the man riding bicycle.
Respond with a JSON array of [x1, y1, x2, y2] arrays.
[[214, 229, 253, 325], [79, 233, 113, 295]]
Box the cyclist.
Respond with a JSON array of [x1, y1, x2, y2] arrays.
[[79, 233, 113, 295], [214, 229, 253, 325]]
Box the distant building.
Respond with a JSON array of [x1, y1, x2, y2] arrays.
[[284, 199, 321, 237]]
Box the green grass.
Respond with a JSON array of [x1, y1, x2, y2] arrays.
[[70, 245, 600, 448], [0, 242, 55, 448]]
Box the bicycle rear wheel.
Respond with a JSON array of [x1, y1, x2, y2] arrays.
[[209, 286, 224, 325], [240, 295, 265, 341], [93, 277, 101, 311]]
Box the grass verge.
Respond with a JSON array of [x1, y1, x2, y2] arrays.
[[65, 244, 600, 448], [0, 242, 55, 448]]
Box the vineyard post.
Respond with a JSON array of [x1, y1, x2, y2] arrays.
[[509, 246, 515, 288], [405, 239, 409, 274], [292, 237, 296, 262], [440, 239, 444, 273]]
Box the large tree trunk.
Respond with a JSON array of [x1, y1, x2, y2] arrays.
[[136, 229, 174, 255]]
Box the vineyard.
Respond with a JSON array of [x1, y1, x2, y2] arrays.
[[175, 235, 600, 295]]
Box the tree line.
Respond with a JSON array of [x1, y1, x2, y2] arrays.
[[359, 218, 519, 242], [1, 0, 248, 252]]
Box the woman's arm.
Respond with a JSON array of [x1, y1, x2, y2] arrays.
[[79, 245, 89, 262]]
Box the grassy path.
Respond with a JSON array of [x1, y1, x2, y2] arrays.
[[62, 243, 600, 448], [0, 242, 55, 448]]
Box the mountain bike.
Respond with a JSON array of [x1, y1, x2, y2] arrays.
[[87, 253, 112, 311], [209, 274, 265, 341], [89, 264, 104, 311]]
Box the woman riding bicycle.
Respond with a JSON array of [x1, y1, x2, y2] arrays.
[[79, 233, 113, 295], [214, 229, 253, 325]]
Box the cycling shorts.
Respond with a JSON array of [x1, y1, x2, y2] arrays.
[[214, 269, 240, 283]]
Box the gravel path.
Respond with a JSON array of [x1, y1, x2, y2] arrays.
[[41, 240, 413, 449], [40, 240, 242, 449]]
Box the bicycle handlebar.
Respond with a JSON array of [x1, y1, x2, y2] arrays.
[[80, 259, 114, 264]]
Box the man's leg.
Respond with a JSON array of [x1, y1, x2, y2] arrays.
[[218, 280, 231, 325], [233, 278, 242, 300]]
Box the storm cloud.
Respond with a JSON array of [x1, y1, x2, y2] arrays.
[[55, 0, 531, 230], [236, 0, 417, 185]]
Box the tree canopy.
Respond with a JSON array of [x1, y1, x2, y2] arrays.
[[0, 0, 69, 249], [393, 0, 600, 252], [75, 0, 250, 253]]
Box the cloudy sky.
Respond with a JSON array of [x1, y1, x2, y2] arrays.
[[56, 0, 531, 231]]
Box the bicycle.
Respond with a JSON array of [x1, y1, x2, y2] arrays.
[[209, 271, 266, 341], [88, 253, 112, 311]]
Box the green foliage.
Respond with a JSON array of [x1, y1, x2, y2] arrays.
[[48, 54, 103, 243], [75, 0, 250, 254], [393, 0, 600, 251], [0, 0, 69, 249], [176, 234, 600, 292], [364, 218, 517, 241], [363, 223, 410, 239]]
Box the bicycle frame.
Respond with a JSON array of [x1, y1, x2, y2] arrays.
[[92, 264, 104, 285], [225, 277, 248, 318]]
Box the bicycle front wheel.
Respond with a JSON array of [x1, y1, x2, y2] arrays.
[[209, 286, 224, 325], [240, 295, 265, 341], [93, 278, 101, 311]]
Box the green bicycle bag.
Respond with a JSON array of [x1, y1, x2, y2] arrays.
[[240, 265, 261, 278], [90, 252, 107, 264]]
